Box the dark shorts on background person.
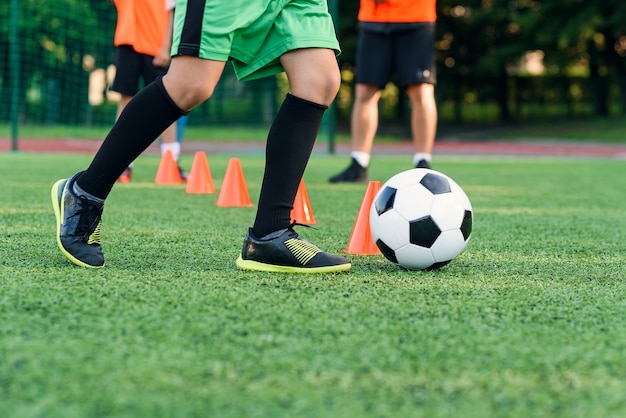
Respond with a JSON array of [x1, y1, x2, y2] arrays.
[[110, 45, 168, 96], [355, 22, 436, 89]]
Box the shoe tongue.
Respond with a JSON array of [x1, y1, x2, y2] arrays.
[[78, 195, 104, 210], [260, 228, 290, 241], [72, 180, 105, 205]]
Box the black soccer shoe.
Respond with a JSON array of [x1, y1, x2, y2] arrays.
[[415, 159, 432, 169], [51, 172, 105, 268], [236, 226, 351, 273], [328, 158, 369, 183]]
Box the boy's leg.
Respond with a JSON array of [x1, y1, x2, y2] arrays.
[[77, 57, 224, 199], [51, 77, 187, 268], [239, 94, 349, 273], [253, 48, 341, 237], [52, 58, 224, 268], [237, 48, 350, 273], [252, 93, 326, 237], [76, 77, 187, 199]]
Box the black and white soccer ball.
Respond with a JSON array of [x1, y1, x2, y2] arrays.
[[369, 168, 473, 271]]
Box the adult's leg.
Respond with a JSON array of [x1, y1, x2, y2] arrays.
[[328, 28, 390, 182], [326, 83, 380, 183], [351, 83, 381, 156], [395, 23, 437, 167], [406, 82, 437, 163]]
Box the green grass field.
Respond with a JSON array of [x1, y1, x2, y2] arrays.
[[2, 151, 626, 417]]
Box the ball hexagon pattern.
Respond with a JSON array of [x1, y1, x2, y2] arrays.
[[369, 168, 473, 270]]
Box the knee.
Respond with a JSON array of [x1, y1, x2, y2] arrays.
[[181, 83, 215, 109], [354, 84, 380, 104], [407, 83, 435, 106], [324, 68, 342, 100], [163, 75, 215, 111], [315, 69, 341, 106], [291, 67, 341, 106]]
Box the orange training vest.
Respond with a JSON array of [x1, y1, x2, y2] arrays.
[[113, 0, 169, 57], [358, 0, 437, 23]]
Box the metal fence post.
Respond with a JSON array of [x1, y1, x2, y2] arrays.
[[10, 0, 20, 152], [325, 0, 339, 154]]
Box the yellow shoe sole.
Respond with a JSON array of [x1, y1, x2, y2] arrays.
[[236, 256, 350, 274]]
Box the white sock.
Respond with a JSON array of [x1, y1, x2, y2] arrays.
[[351, 151, 370, 168], [413, 153, 432, 166], [161, 142, 181, 161]]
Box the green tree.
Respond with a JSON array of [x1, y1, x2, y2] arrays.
[[526, 0, 626, 115], [0, 0, 115, 124], [437, 0, 540, 121]]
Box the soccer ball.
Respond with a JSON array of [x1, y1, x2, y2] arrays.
[[369, 168, 473, 270]]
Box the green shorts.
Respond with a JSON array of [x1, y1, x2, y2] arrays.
[[171, 0, 341, 81]]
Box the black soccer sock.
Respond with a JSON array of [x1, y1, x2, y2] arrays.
[[252, 93, 327, 238], [76, 78, 187, 200]]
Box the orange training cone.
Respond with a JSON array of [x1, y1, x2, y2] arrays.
[[216, 158, 253, 207], [290, 179, 316, 224], [185, 151, 215, 194], [154, 150, 184, 184], [345, 180, 382, 255]]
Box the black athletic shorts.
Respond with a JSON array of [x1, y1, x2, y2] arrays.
[[355, 22, 436, 89], [110, 45, 168, 96]]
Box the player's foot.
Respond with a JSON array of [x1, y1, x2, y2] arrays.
[[236, 225, 351, 273], [415, 159, 431, 169], [328, 158, 368, 183], [117, 167, 132, 183], [51, 172, 105, 268]]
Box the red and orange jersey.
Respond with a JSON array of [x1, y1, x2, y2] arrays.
[[358, 0, 437, 23]]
